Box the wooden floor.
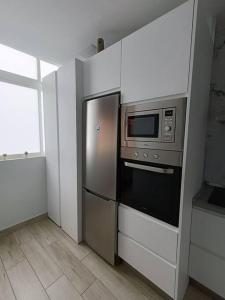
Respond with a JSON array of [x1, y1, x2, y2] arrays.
[[0, 218, 213, 300]]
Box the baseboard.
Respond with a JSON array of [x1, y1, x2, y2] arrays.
[[0, 213, 48, 237]]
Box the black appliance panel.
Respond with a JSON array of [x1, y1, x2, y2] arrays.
[[120, 159, 182, 227]]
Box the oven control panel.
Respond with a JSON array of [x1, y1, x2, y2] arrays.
[[121, 147, 183, 167], [162, 108, 176, 142]]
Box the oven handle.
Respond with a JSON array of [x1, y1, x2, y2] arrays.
[[124, 161, 174, 174]]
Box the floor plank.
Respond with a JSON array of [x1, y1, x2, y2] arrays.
[[82, 279, 117, 300], [28, 222, 56, 248], [41, 219, 91, 260], [21, 239, 63, 288], [117, 263, 164, 300], [0, 259, 15, 300], [47, 275, 83, 300], [46, 241, 95, 294], [83, 252, 155, 300], [13, 226, 35, 245], [0, 233, 25, 270], [7, 260, 49, 300]]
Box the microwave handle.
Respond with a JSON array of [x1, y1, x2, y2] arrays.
[[124, 161, 174, 175]]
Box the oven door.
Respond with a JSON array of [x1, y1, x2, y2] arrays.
[[120, 160, 182, 227], [125, 109, 162, 143]]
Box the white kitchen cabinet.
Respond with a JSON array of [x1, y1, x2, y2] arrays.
[[57, 59, 83, 242], [189, 244, 225, 298], [191, 208, 225, 259], [83, 41, 121, 98], [121, 0, 194, 103], [119, 205, 178, 264], [42, 72, 60, 226], [118, 232, 176, 298], [189, 208, 225, 298]]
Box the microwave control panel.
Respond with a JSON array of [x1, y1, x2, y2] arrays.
[[162, 108, 176, 142]]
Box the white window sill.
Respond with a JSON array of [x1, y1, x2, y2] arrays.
[[0, 153, 45, 162]]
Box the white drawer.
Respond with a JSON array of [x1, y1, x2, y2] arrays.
[[118, 205, 178, 264], [191, 208, 225, 259], [189, 244, 225, 298], [118, 232, 176, 298]]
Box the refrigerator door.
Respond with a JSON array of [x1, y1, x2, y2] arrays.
[[84, 93, 119, 200], [84, 190, 117, 265]]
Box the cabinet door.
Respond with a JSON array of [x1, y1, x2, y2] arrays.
[[83, 41, 121, 97], [42, 72, 60, 226], [57, 61, 78, 241], [121, 0, 194, 103]]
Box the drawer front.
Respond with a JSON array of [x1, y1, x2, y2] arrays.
[[118, 205, 178, 264], [191, 208, 225, 259], [118, 233, 176, 298], [189, 244, 225, 298]]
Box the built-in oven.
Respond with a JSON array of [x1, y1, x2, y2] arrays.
[[120, 97, 186, 227], [120, 159, 182, 227]]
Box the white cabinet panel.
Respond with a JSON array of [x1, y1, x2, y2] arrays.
[[118, 233, 176, 298], [42, 72, 60, 226], [119, 205, 178, 264], [83, 41, 121, 97], [189, 244, 225, 298], [121, 0, 194, 103], [191, 208, 225, 259], [57, 60, 82, 242]]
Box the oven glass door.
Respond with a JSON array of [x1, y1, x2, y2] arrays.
[[126, 110, 162, 142], [120, 160, 182, 227]]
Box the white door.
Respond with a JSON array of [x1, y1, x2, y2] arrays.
[[121, 0, 194, 103], [42, 72, 61, 226], [57, 61, 78, 241]]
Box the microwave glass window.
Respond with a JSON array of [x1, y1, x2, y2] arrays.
[[128, 114, 159, 138]]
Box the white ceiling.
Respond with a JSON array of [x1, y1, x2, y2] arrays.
[[0, 0, 188, 64], [1, 0, 225, 65]]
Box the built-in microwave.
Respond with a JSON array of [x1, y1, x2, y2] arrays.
[[121, 97, 187, 153]]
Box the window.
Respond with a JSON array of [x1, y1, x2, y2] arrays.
[[0, 43, 59, 159], [0, 82, 40, 155], [0, 44, 37, 79]]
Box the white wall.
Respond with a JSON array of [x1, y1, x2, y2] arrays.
[[0, 157, 47, 231]]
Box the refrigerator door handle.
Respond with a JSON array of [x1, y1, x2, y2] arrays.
[[124, 161, 174, 174]]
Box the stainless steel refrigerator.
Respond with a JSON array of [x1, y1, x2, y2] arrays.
[[83, 93, 120, 265]]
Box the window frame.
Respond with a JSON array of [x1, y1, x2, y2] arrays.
[[0, 57, 44, 159]]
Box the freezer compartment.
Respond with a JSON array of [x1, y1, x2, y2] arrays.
[[84, 189, 117, 265]]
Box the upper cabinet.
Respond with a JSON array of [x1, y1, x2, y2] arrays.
[[121, 0, 194, 104], [83, 41, 121, 98]]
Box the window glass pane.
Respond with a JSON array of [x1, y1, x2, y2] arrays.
[[0, 82, 40, 155], [40, 60, 59, 79], [0, 44, 37, 79]]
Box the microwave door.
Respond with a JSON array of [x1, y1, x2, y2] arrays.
[[125, 109, 162, 142]]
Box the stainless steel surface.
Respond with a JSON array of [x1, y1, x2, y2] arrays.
[[121, 146, 183, 167], [121, 97, 186, 152], [83, 93, 119, 265], [84, 189, 117, 265], [124, 161, 174, 174], [84, 93, 119, 200]]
